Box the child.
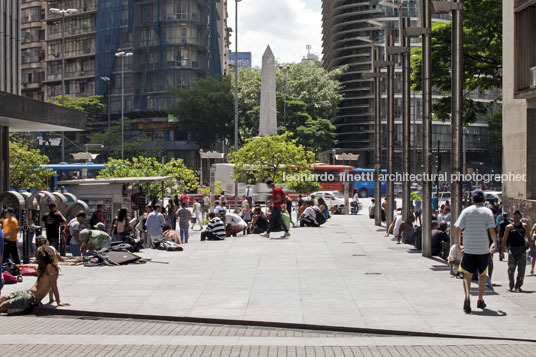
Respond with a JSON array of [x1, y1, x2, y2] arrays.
[[0, 246, 70, 314]]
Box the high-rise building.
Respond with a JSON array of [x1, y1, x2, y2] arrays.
[[321, 0, 493, 173], [44, 0, 97, 100], [216, 0, 230, 75], [21, 0, 47, 101], [1, 0, 85, 191], [502, 1, 536, 221]]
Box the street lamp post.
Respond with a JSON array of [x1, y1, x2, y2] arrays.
[[234, 0, 242, 211], [49, 7, 78, 162], [115, 51, 133, 160], [421, 0, 433, 257]]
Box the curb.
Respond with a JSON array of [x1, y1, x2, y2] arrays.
[[32, 307, 536, 343]]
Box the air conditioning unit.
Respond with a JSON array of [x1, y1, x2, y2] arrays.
[[530, 66, 536, 89]]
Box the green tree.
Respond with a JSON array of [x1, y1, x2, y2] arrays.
[[47, 95, 105, 122], [169, 76, 234, 149], [9, 139, 54, 190], [236, 63, 344, 148], [89, 118, 164, 160], [229, 133, 318, 190], [411, 0, 502, 124], [98, 156, 199, 198]]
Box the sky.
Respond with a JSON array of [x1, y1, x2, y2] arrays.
[[227, 0, 323, 67]]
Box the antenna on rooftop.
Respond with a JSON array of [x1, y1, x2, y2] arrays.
[[306, 44, 312, 55]]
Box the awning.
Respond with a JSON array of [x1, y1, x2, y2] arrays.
[[0, 91, 85, 132]]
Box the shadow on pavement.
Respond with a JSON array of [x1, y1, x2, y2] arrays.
[[470, 309, 507, 317]]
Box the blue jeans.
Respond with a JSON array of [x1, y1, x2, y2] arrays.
[[69, 242, 81, 257], [180, 227, 189, 244]]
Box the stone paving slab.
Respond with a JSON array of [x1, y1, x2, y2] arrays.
[[2, 201, 535, 340]]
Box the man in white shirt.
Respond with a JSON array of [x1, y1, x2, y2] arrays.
[[145, 204, 166, 245], [455, 189, 497, 313], [300, 201, 319, 227], [221, 211, 247, 236]]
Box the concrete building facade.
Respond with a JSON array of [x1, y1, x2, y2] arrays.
[[502, 0, 536, 221], [21, 0, 47, 101], [1, 0, 85, 191]]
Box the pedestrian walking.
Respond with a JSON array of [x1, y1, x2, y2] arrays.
[[2, 208, 20, 264], [501, 210, 531, 292], [261, 180, 290, 239], [245, 185, 253, 207], [192, 199, 203, 230], [176, 203, 192, 244], [42, 203, 66, 251], [530, 223, 536, 275], [454, 189, 497, 313]]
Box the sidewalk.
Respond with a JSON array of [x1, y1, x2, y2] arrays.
[[2, 206, 535, 340]]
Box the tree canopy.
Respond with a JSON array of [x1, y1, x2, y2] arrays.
[[410, 0, 502, 124], [9, 138, 54, 190], [229, 133, 321, 193], [169, 76, 234, 150], [47, 95, 105, 122], [98, 156, 199, 198]]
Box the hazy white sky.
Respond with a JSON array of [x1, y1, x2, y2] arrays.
[[228, 0, 323, 67]]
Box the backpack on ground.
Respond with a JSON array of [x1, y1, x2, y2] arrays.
[[314, 208, 326, 225], [2, 259, 20, 277]]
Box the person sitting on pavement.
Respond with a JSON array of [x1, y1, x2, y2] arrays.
[[300, 201, 319, 227], [221, 210, 248, 237], [0, 246, 70, 314], [67, 211, 86, 257], [201, 213, 226, 241], [79, 229, 112, 256], [162, 223, 182, 244], [250, 206, 269, 234], [431, 221, 450, 258], [385, 209, 402, 237], [214, 201, 225, 219]]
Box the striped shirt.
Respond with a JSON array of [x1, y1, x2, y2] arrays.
[[454, 204, 495, 255], [207, 217, 226, 239]]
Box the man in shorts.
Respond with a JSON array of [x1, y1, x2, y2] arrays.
[[455, 189, 497, 313]]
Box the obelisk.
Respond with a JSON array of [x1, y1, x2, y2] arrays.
[[259, 45, 278, 136]]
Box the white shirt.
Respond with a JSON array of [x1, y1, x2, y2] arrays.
[[225, 213, 247, 229], [245, 187, 253, 197], [454, 204, 495, 255], [303, 207, 318, 224], [393, 215, 403, 237]]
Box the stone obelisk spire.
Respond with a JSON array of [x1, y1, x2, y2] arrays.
[[259, 45, 278, 136]]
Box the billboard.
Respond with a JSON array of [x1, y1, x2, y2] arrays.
[[229, 52, 252, 68]]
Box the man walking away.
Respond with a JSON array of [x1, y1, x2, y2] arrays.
[[192, 199, 203, 230], [501, 210, 530, 292], [455, 189, 497, 313], [176, 203, 192, 244], [42, 203, 66, 251], [201, 213, 226, 241], [245, 185, 253, 207], [145, 204, 166, 246], [262, 180, 290, 239]]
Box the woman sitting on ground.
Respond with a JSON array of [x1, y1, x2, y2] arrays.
[[250, 206, 268, 234], [0, 246, 70, 314], [162, 223, 182, 244]]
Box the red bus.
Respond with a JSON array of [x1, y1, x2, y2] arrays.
[[312, 163, 355, 192]]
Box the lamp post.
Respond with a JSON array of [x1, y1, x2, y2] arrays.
[[234, 0, 242, 211], [49, 7, 78, 162], [115, 51, 133, 160], [359, 35, 385, 227]]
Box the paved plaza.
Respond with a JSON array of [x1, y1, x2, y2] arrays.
[[2, 200, 536, 343], [0, 315, 534, 356]]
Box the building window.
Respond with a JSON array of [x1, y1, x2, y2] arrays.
[[514, 4, 536, 93]]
